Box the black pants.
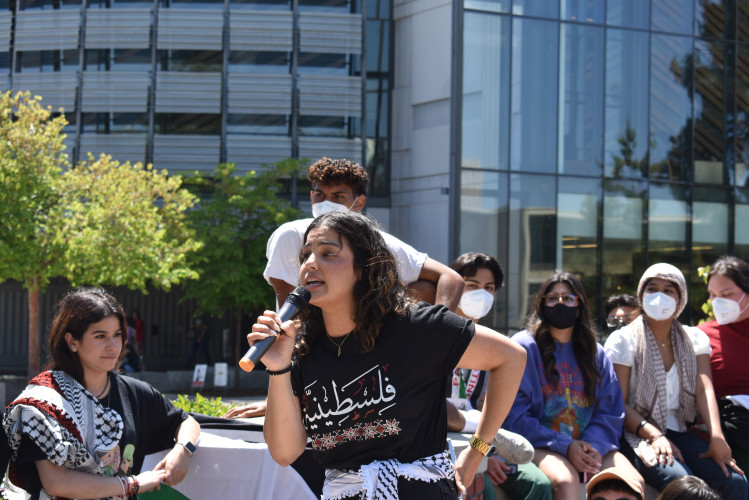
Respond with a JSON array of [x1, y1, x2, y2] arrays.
[[719, 397, 749, 453]]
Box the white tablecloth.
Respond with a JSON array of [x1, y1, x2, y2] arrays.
[[142, 431, 317, 500]]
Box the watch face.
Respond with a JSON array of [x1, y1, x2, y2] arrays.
[[182, 441, 196, 454]]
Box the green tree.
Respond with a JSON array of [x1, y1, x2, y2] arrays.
[[0, 91, 202, 376], [182, 161, 303, 383]]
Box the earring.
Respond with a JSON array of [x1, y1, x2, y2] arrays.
[[68, 344, 77, 352]]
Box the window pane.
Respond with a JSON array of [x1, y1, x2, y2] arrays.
[[692, 186, 729, 282], [696, 0, 732, 40], [648, 182, 689, 267], [229, 51, 289, 74], [462, 12, 510, 170], [559, 23, 604, 176], [511, 18, 558, 172], [508, 173, 556, 329], [736, 43, 749, 186], [606, 0, 650, 29], [558, 177, 601, 319], [512, 0, 558, 18], [464, 0, 509, 13], [227, 113, 287, 135], [741, 0, 749, 42], [605, 29, 649, 178], [460, 169, 509, 331], [652, 0, 694, 35], [603, 179, 646, 300], [158, 50, 222, 72], [736, 187, 749, 258], [694, 39, 729, 184], [154, 113, 221, 134], [560, 0, 604, 24], [650, 34, 693, 181]]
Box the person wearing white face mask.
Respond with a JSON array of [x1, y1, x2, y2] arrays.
[[604, 263, 747, 498], [697, 256, 749, 473], [446, 253, 553, 500]]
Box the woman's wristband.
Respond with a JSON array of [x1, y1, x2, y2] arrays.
[[635, 419, 648, 437], [266, 364, 292, 376]]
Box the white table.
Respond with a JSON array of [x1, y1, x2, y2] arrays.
[[143, 431, 317, 500]]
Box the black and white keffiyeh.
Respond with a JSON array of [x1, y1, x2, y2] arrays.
[[322, 450, 455, 500], [2, 370, 124, 499]]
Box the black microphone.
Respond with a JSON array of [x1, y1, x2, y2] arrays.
[[239, 286, 311, 372]]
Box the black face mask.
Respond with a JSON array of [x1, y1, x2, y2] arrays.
[[543, 304, 578, 329]]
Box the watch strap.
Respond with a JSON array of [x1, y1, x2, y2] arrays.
[[468, 434, 495, 457]]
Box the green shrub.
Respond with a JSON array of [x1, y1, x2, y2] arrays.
[[171, 393, 236, 417]]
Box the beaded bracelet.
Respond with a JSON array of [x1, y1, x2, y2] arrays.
[[266, 364, 292, 376]]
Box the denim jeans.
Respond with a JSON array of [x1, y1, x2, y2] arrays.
[[621, 429, 748, 499]]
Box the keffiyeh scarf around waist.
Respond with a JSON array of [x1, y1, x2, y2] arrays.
[[322, 450, 454, 500], [624, 316, 697, 467], [3, 370, 123, 499]]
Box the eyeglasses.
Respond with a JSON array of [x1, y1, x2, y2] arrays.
[[606, 313, 639, 328], [543, 293, 578, 307]]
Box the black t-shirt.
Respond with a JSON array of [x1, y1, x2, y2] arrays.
[[8, 372, 187, 497], [291, 303, 474, 470]]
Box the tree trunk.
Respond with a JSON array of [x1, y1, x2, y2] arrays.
[[234, 306, 242, 388], [27, 283, 41, 378]]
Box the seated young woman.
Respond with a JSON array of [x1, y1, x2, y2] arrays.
[[604, 263, 747, 498], [503, 271, 643, 499], [3, 287, 200, 499], [246, 211, 527, 499]]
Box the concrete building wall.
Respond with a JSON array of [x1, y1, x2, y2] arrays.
[[391, 0, 453, 264]]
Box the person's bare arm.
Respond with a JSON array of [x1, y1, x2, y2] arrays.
[[154, 415, 201, 486], [224, 400, 268, 419], [36, 460, 165, 498], [269, 277, 296, 309], [417, 258, 464, 311]]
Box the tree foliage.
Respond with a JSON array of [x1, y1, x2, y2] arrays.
[[0, 90, 202, 375], [182, 160, 303, 318]]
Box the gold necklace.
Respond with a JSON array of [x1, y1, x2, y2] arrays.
[[327, 331, 352, 357]]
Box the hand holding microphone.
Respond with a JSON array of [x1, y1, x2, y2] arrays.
[[239, 286, 311, 372]]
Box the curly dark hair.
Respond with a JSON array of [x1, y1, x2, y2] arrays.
[[603, 293, 639, 318], [46, 287, 127, 385], [295, 211, 412, 355], [527, 271, 600, 405], [307, 157, 369, 196]]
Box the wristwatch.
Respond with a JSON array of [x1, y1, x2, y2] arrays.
[[175, 440, 197, 456], [468, 434, 496, 457]]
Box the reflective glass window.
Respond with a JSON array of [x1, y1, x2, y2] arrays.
[[459, 169, 509, 331], [606, 0, 650, 29], [603, 179, 646, 300], [81, 112, 149, 133], [649, 34, 693, 181], [86, 48, 151, 72], [463, 11, 510, 170], [158, 50, 222, 72], [696, 0, 732, 40], [298, 115, 347, 136], [652, 0, 694, 35], [229, 51, 289, 74], [229, 0, 290, 11], [365, 19, 389, 74], [367, 0, 390, 18], [227, 113, 288, 135], [511, 18, 558, 173], [464, 0, 509, 13], [694, 39, 729, 184], [560, 0, 604, 24], [154, 113, 221, 134], [692, 187, 729, 312], [507, 173, 556, 329], [558, 23, 603, 176], [297, 53, 348, 75], [605, 28, 649, 178], [558, 177, 600, 318], [741, 0, 749, 42], [736, 43, 749, 186], [736, 187, 749, 257], [512, 0, 557, 18], [298, 0, 351, 13], [648, 182, 689, 269]]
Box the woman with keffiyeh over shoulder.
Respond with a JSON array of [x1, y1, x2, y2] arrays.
[[2, 288, 200, 499], [604, 263, 748, 497], [246, 211, 527, 500]]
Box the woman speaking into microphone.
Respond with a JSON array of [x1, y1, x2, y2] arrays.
[[246, 211, 526, 499]]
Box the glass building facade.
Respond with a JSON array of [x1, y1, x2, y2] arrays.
[[1, 0, 392, 197], [459, 0, 749, 333]]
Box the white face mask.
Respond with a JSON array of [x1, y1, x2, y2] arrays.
[[642, 292, 677, 321], [459, 289, 495, 320], [311, 197, 358, 218], [711, 293, 747, 325]]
